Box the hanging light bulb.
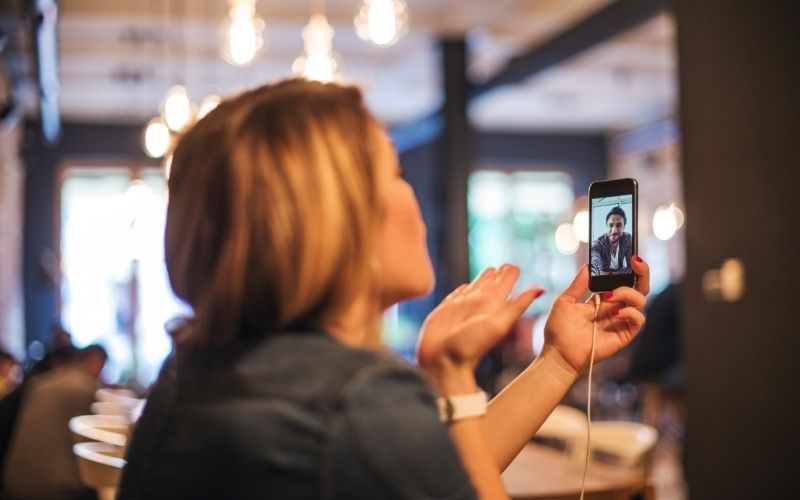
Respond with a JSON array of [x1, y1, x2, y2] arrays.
[[293, 14, 339, 82], [653, 205, 678, 240], [143, 117, 171, 158], [198, 94, 222, 119], [162, 85, 193, 132], [222, 0, 265, 67], [124, 179, 153, 217], [354, 0, 409, 47], [555, 223, 580, 255], [572, 210, 590, 243], [669, 202, 685, 229]]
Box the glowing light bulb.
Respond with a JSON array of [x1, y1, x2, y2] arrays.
[[555, 223, 580, 255], [293, 14, 338, 82], [125, 179, 152, 207], [295, 53, 337, 82], [355, 0, 409, 47], [198, 94, 221, 119], [143, 117, 171, 158], [222, 1, 265, 67], [670, 203, 685, 229], [653, 206, 678, 240], [572, 210, 589, 243], [163, 85, 193, 132]]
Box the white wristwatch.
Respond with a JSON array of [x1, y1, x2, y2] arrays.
[[437, 391, 488, 423]]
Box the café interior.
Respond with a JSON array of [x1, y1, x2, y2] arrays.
[[0, 0, 795, 499]]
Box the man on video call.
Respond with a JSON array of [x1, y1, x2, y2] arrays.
[[591, 206, 633, 275]]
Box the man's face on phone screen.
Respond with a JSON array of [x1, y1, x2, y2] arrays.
[[607, 214, 625, 244]]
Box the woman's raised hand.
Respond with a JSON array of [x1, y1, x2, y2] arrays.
[[417, 264, 543, 393], [543, 257, 651, 376]]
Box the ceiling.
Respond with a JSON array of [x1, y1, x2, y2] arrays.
[[1, 0, 676, 133]]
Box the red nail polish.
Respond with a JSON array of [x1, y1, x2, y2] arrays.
[[602, 291, 614, 300], [634, 255, 643, 263], [612, 309, 621, 316], [534, 289, 545, 299]]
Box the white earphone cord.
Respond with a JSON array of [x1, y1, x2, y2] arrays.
[[579, 293, 601, 500]]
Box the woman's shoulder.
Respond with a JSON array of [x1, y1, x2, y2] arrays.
[[171, 331, 425, 406], [321, 347, 476, 499], [247, 331, 415, 375], [263, 333, 428, 404]]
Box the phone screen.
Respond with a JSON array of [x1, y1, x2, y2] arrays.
[[588, 178, 637, 291]]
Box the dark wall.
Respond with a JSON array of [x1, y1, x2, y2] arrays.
[[22, 122, 152, 347], [675, 1, 800, 497], [477, 132, 608, 194]]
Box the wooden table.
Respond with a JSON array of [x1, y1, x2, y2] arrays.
[[502, 443, 649, 500]]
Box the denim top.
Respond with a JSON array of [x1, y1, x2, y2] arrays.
[[118, 331, 477, 500]]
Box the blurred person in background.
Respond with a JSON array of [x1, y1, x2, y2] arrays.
[[1, 344, 107, 500], [119, 79, 649, 500], [627, 282, 684, 427], [0, 328, 79, 494]]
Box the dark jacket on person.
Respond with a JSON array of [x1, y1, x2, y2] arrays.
[[118, 331, 477, 500], [590, 232, 633, 275]]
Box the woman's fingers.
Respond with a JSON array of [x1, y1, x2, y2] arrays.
[[484, 288, 542, 339], [600, 287, 647, 310], [465, 267, 497, 292], [463, 264, 524, 306], [559, 265, 590, 304], [607, 306, 645, 332], [481, 264, 520, 298], [631, 255, 651, 296], [442, 283, 469, 303], [507, 287, 543, 318], [446, 267, 498, 308]]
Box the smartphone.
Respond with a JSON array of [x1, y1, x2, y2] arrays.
[[588, 178, 638, 292]]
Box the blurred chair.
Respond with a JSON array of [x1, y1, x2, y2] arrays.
[[91, 401, 131, 417], [95, 388, 146, 423], [588, 421, 658, 476], [73, 441, 126, 500], [69, 414, 130, 448], [533, 405, 587, 460], [96, 388, 139, 406]]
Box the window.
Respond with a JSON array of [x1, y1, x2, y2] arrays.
[[468, 170, 578, 353], [60, 167, 186, 387]]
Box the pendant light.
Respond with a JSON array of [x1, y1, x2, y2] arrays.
[[221, 0, 265, 67], [293, 0, 339, 82], [354, 0, 409, 47]]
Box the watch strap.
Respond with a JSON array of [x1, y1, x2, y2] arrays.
[[436, 391, 488, 423]]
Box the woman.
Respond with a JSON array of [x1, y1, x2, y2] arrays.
[[118, 79, 649, 499]]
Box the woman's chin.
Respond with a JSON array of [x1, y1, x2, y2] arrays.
[[381, 279, 435, 309]]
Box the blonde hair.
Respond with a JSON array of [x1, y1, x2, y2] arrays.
[[165, 79, 378, 346]]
